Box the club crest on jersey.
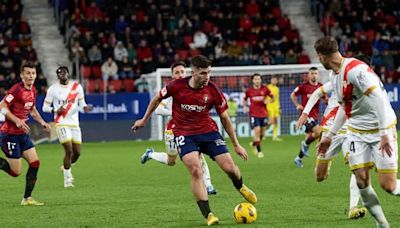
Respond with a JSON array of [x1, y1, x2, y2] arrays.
[[5, 94, 14, 103], [24, 102, 33, 109], [204, 95, 209, 103]]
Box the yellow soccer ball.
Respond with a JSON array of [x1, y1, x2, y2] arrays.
[[233, 202, 257, 224]]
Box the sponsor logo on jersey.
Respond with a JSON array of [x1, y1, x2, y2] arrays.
[[251, 95, 265, 101], [24, 102, 34, 109], [204, 95, 209, 103], [180, 104, 206, 112]]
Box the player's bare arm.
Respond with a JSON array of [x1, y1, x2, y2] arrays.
[[317, 106, 346, 155], [264, 94, 275, 104], [0, 100, 30, 132], [219, 111, 248, 161], [83, 105, 93, 113], [31, 106, 50, 132], [290, 91, 303, 111], [132, 92, 163, 132], [242, 97, 248, 113], [296, 113, 308, 129]]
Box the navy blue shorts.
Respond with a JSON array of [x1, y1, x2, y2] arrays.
[[250, 117, 267, 128], [0, 133, 35, 159], [304, 118, 318, 133], [175, 131, 228, 159]]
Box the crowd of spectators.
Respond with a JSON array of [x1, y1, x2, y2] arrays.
[[0, 1, 47, 96], [314, 0, 400, 83], [51, 0, 309, 93]]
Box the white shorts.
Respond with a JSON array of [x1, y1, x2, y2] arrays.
[[347, 127, 398, 173], [56, 126, 82, 144], [165, 129, 178, 155], [317, 132, 348, 164]]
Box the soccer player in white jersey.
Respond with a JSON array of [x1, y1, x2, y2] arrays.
[[140, 62, 217, 195], [315, 37, 399, 228], [297, 68, 367, 220], [42, 66, 92, 187]]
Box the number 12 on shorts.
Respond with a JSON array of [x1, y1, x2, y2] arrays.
[[175, 136, 185, 146]]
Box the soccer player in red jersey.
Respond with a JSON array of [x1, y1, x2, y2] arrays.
[[0, 62, 50, 205], [132, 55, 257, 225], [243, 73, 274, 158], [290, 67, 324, 168]]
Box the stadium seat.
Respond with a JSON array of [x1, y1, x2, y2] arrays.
[[212, 77, 226, 88], [97, 79, 106, 93], [226, 76, 238, 89], [123, 79, 135, 92], [85, 79, 97, 94], [109, 79, 122, 92], [183, 35, 193, 48], [177, 50, 189, 60], [189, 49, 201, 57], [92, 66, 102, 79], [81, 65, 92, 79], [7, 40, 18, 53]]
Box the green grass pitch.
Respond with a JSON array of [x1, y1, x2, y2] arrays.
[[0, 136, 399, 227]]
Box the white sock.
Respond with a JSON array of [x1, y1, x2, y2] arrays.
[[149, 152, 168, 164], [359, 185, 388, 224], [391, 179, 400, 196], [63, 168, 72, 180], [200, 155, 212, 188], [349, 174, 361, 209]]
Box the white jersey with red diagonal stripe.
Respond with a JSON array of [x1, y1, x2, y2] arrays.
[[44, 81, 86, 126], [332, 58, 396, 131]]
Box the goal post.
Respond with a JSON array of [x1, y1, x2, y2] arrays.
[[146, 64, 330, 140]]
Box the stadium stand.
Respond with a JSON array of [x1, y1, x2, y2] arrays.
[[0, 1, 47, 96], [314, 0, 400, 83], [51, 0, 310, 93]]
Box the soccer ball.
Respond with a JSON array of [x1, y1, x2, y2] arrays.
[[233, 202, 257, 224]]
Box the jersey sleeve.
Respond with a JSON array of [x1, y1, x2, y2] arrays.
[[244, 89, 249, 100], [293, 85, 303, 96], [2, 84, 20, 106], [213, 87, 228, 115], [265, 87, 273, 97], [43, 86, 54, 104], [347, 66, 380, 95], [77, 84, 88, 107], [320, 81, 333, 95], [159, 81, 175, 99]]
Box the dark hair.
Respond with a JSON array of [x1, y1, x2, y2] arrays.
[[354, 54, 371, 66], [309, 67, 318, 71], [191, 55, 211, 68], [170, 61, 185, 72], [251, 73, 262, 80], [56, 66, 69, 75], [20, 62, 36, 72], [314, 36, 339, 55]]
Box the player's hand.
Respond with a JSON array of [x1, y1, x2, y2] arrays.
[[131, 119, 146, 133], [379, 134, 393, 157], [41, 122, 51, 133], [317, 136, 332, 156], [296, 105, 304, 111], [83, 105, 93, 113], [243, 106, 248, 113], [15, 118, 30, 132], [56, 106, 66, 115], [234, 144, 248, 161], [296, 113, 308, 129]]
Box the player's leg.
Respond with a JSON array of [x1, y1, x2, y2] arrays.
[[141, 129, 175, 165], [349, 139, 388, 226], [213, 153, 257, 204], [71, 127, 82, 165], [374, 128, 400, 196], [315, 134, 343, 181], [199, 154, 217, 195], [252, 126, 261, 156], [270, 110, 281, 141], [177, 134, 218, 225], [348, 173, 367, 219], [20, 136, 43, 206], [56, 126, 74, 187]]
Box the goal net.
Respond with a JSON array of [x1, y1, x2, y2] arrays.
[[146, 64, 330, 140]]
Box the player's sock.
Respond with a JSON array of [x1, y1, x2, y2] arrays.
[[359, 185, 388, 224], [197, 200, 211, 218], [349, 174, 361, 209], [232, 176, 243, 190], [273, 124, 278, 138], [305, 136, 315, 145], [24, 160, 40, 198], [0, 157, 18, 177], [390, 179, 400, 196], [149, 152, 168, 164], [254, 141, 261, 152], [63, 168, 72, 180], [200, 155, 212, 188], [297, 150, 304, 158]]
